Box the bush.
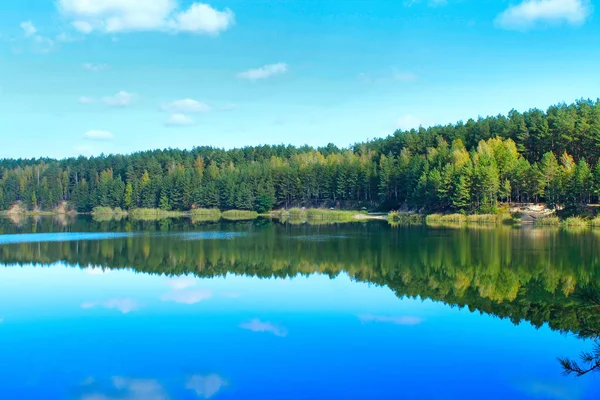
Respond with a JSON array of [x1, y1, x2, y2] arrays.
[[92, 206, 126, 215], [254, 195, 275, 214]]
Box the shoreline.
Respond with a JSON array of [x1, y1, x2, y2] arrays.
[[3, 206, 600, 228]]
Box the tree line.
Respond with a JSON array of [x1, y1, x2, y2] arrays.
[[2, 98, 600, 213]]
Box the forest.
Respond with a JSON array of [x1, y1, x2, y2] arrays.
[[2, 98, 600, 214]]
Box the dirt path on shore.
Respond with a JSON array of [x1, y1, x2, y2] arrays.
[[510, 204, 554, 224]]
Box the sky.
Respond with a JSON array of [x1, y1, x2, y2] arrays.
[[1, 0, 600, 159]]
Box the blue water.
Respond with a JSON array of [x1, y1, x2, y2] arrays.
[[0, 265, 594, 399], [0, 222, 598, 399]]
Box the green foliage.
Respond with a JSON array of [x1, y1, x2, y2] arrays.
[[254, 194, 274, 214], [388, 212, 424, 224], [535, 216, 561, 226], [190, 208, 222, 217], [221, 210, 259, 220], [92, 206, 126, 215], [129, 208, 186, 220], [563, 217, 589, 227]]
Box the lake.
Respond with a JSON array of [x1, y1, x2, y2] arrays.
[[0, 216, 598, 399]]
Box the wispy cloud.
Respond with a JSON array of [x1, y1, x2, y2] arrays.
[[18, 21, 55, 53], [518, 379, 581, 400], [80, 376, 168, 400], [161, 99, 210, 113], [81, 298, 140, 314], [103, 91, 136, 107], [83, 130, 114, 141], [358, 314, 423, 326], [79, 96, 95, 104], [56, 32, 80, 43], [83, 63, 109, 72], [240, 319, 288, 337], [165, 276, 197, 290], [495, 0, 592, 31], [20, 21, 36, 37], [165, 113, 196, 127], [186, 374, 227, 399], [58, 0, 234, 35], [237, 63, 288, 80], [160, 289, 212, 304]]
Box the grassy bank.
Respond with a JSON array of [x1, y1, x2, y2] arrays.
[[92, 206, 128, 216], [190, 208, 222, 223], [275, 208, 369, 224], [221, 210, 259, 220], [129, 208, 187, 220], [534, 215, 600, 228]]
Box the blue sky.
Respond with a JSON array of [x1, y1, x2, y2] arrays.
[[1, 0, 599, 159]]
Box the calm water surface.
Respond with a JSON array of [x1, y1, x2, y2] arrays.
[[0, 216, 598, 399]]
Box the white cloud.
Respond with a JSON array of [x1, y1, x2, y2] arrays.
[[56, 32, 79, 42], [20, 21, 37, 37], [240, 319, 288, 337], [160, 289, 212, 304], [161, 99, 210, 113], [18, 21, 56, 53], [81, 298, 140, 314], [58, 0, 234, 35], [396, 115, 424, 131], [495, 0, 592, 31], [165, 113, 196, 127], [103, 91, 136, 106], [84, 130, 114, 141], [72, 20, 94, 34], [165, 276, 197, 290], [358, 314, 423, 326], [79, 96, 95, 104], [83, 63, 109, 72], [173, 3, 235, 35], [81, 377, 168, 400], [518, 380, 581, 400], [237, 63, 288, 80], [186, 374, 227, 399]]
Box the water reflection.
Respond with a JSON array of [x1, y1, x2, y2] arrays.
[[1, 216, 600, 398]]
